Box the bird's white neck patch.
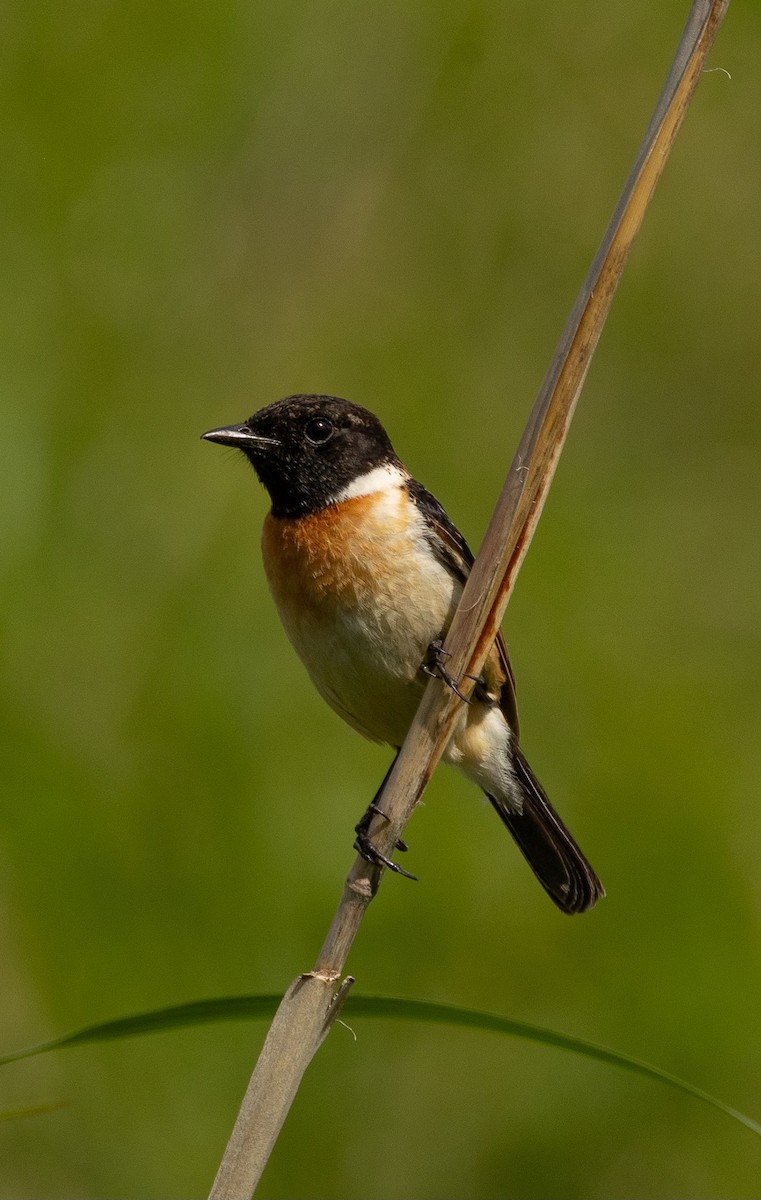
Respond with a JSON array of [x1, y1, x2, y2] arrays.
[[333, 462, 407, 503]]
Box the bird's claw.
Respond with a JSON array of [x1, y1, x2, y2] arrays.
[[354, 802, 416, 879], [422, 638, 471, 703], [353, 830, 417, 879]]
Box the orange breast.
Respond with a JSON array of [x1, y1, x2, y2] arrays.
[[261, 489, 417, 616]]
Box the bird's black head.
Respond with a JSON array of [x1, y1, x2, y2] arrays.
[[202, 394, 401, 517]]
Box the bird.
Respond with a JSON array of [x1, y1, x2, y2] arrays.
[[203, 394, 604, 914]]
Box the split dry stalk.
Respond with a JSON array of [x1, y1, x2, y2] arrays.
[[209, 3, 730, 1195]]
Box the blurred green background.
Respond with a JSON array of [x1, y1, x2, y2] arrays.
[[1, 1, 759, 1196]]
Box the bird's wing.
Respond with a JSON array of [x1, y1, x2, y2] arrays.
[[404, 478, 520, 737]]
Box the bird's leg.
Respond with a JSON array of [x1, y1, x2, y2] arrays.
[[422, 638, 471, 703], [354, 752, 416, 880]]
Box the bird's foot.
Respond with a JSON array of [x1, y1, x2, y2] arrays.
[[422, 638, 471, 703], [354, 802, 416, 879]]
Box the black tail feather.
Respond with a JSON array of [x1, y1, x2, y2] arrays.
[[487, 746, 604, 915]]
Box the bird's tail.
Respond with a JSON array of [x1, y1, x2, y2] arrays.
[[487, 746, 604, 915]]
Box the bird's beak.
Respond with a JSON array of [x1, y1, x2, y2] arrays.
[[201, 424, 279, 449]]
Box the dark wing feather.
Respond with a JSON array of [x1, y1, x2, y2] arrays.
[[405, 478, 519, 734], [487, 749, 605, 914], [404, 477, 474, 583], [406, 480, 602, 914]]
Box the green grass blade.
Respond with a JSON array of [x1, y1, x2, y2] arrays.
[[1, 993, 757, 1137], [0, 995, 282, 1066], [347, 997, 761, 1137]]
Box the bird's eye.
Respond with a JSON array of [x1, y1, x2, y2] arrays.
[[304, 417, 334, 445]]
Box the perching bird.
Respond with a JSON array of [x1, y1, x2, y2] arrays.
[[203, 394, 603, 914]]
